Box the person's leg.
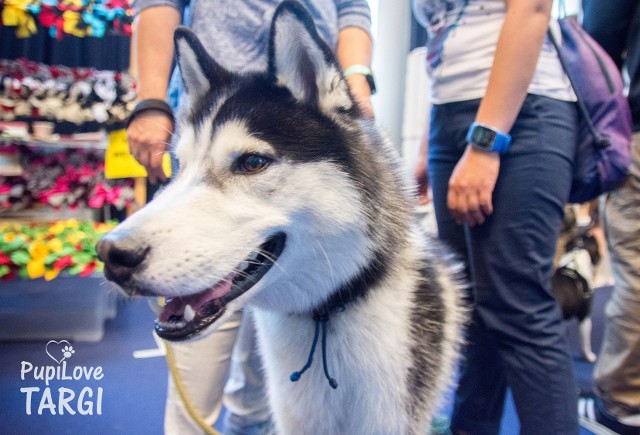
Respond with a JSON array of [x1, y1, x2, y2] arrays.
[[594, 134, 640, 432], [449, 309, 509, 435], [429, 100, 508, 435], [466, 95, 579, 435], [164, 311, 242, 434], [222, 309, 273, 435]]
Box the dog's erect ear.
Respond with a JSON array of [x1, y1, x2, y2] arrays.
[[174, 27, 232, 103], [268, 1, 354, 114]]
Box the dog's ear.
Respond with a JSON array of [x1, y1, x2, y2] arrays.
[[268, 1, 354, 114], [174, 27, 232, 103]]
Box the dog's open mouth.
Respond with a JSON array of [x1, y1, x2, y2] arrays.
[[155, 232, 286, 341]]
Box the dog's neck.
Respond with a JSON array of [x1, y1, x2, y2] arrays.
[[289, 256, 385, 389], [309, 251, 388, 319], [288, 254, 389, 389]]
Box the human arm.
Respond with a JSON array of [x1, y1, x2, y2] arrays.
[[334, 0, 374, 118], [447, 0, 553, 226], [336, 26, 374, 118], [128, 5, 181, 183]]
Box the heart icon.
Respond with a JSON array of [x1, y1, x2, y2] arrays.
[[46, 340, 72, 364]]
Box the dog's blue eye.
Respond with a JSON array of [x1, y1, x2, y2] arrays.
[[237, 154, 271, 174]]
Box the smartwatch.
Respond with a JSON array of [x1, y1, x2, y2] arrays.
[[466, 122, 512, 154]]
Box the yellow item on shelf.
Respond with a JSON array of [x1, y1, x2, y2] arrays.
[[1, 0, 37, 38], [104, 130, 172, 179]]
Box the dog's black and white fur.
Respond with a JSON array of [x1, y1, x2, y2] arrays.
[[97, 3, 465, 434]]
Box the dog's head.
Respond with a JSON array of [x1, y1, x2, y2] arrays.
[[97, 2, 402, 341], [565, 232, 601, 266]]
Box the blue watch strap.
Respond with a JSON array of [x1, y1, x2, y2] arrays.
[[466, 122, 512, 153]]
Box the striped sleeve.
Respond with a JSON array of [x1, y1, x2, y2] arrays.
[[131, 0, 188, 17], [335, 0, 372, 35]]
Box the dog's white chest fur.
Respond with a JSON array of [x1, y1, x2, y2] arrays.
[[253, 276, 415, 435]]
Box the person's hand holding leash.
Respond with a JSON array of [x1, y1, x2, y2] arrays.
[[447, 146, 500, 226], [127, 109, 173, 184]]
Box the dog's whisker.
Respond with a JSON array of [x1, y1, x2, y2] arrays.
[[254, 249, 278, 264], [272, 260, 288, 276], [231, 270, 253, 281], [254, 249, 287, 275], [315, 238, 337, 289], [150, 141, 172, 148], [144, 119, 176, 136]]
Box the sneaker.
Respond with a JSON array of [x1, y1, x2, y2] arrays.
[[578, 393, 617, 434], [578, 392, 640, 435]]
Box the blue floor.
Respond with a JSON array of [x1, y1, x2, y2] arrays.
[[0, 288, 612, 434]]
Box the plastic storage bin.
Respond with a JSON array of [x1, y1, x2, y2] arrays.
[[0, 274, 117, 342]]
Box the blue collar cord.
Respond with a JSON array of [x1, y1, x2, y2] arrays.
[[290, 312, 338, 389], [289, 266, 376, 390]]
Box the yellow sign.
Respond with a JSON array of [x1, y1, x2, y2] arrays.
[[104, 130, 172, 179]]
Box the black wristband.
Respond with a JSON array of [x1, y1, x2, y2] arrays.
[[127, 98, 174, 129]]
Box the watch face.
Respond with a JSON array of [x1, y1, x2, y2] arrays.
[[470, 126, 497, 148]]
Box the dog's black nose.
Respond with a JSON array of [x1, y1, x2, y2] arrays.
[[96, 234, 150, 284]]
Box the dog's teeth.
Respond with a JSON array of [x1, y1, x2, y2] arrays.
[[238, 261, 250, 272], [184, 304, 195, 322], [249, 251, 260, 261], [157, 320, 187, 330], [170, 321, 186, 329]]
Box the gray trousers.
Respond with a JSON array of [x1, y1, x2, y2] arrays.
[[595, 133, 640, 420]]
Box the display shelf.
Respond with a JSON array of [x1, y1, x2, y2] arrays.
[[0, 274, 118, 342], [0, 132, 124, 342], [0, 206, 99, 222], [0, 131, 108, 150]]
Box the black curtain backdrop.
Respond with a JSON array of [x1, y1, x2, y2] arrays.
[[0, 24, 130, 72]]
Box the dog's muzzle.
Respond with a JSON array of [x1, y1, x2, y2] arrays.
[[96, 233, 151, 294], [97, 230, 286, 341]]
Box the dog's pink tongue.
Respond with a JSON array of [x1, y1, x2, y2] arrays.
[[159, 274, 234, 322]]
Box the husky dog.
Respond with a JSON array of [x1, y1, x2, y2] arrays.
[[97, 2, 464, 434]]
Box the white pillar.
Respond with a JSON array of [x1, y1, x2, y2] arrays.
[[370, 0, 412, 150]]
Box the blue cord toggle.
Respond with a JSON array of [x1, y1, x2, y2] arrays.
[[290, 312, 338, 389]]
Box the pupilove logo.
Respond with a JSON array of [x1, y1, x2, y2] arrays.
[[20, 340, 104, 416]]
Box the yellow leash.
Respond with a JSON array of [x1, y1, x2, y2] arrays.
[[164, 341, 221, 435]]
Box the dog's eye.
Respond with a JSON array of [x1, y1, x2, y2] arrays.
[[236, 154, 272, 174]]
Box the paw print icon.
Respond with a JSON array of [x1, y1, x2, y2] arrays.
[[62, 345, 75, 359]]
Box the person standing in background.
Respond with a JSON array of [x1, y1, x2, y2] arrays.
[[413, 0, 579, 433], [125, 1, 375, 434], [583, 1, 640, 433]]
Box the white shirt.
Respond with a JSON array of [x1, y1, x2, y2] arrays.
[[413, 0, 575, 104]]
